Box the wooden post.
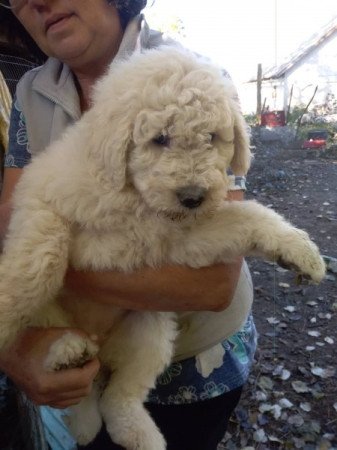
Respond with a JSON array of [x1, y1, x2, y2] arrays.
[[295, 85, 318, 138], [256, 63, 262, 121], [285, 84, 293, 125]]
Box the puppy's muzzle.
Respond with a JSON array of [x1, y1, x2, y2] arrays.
[[176, 185, 207, 209]]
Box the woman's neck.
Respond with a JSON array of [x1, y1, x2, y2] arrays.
[[73, 72, 99, 112], [71, 56, 112, 112], [71, 31, 124, 112]]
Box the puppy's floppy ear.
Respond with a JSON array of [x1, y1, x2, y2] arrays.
[[133, 109, 164, 145], [230, 102, 252, 175], [88, 108, 133, 191]]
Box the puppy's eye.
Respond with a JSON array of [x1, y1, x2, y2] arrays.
[[153, 134, 170, 147], [208, 133, 217, 143]]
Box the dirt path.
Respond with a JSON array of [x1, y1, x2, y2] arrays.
[[221, 142, 337, 449]]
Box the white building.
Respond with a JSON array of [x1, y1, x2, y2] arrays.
[[242, 17, 337, 116]]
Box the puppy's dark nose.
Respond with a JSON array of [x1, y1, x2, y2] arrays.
[[176, 186, 206, 209]]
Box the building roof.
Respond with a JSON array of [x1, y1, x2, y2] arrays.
[[250, 16, 337, 82]]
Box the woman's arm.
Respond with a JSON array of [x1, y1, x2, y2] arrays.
[[65, 259, 243, 312]]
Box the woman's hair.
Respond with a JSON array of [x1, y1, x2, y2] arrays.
[[115, 0, 148, 28], [0, 0, 148, 63]]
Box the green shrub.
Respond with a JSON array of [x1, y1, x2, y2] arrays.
[[244, 113, 259, 126]]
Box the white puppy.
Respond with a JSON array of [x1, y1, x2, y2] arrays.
[[0, 47, 325, 449]]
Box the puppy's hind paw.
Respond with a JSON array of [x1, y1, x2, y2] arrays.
[[44, 331, 99, 371], [107, 420, 166, 450], [65, 407, 102, 446], [103, 402, 166, 450]]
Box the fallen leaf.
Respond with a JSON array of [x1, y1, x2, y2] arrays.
[[258, 403, 282, 419], [318, 312, 332, 319], [271, 404, 282, 419], [288, 414, 304, 427], [311, 366, 336, 378], [322, 433, 335, 440], [272, 364, 284, 377], [300, 402, 312, 412], [291, 380, 310, 393], [305, 346, 316, 351], [253, 428, 267, 443], [284, 305, 296, 312], [280, 369, 291, 380], [258, 376, 274, 391], [307, 330, 321, 337], [266, 317, 280, 325], [306, 300, 318, 306], [269, 435, 283, 443], [255, 390, 268, 402], [278, 398, 294, 409], [259, 403, 273, 413]]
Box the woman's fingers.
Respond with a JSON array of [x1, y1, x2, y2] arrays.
[[47, 357, 101, 392], [31, 357, 101, 405], [0, 327, 101, 406]]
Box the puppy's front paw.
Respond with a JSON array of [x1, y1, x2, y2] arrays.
[[278, 229, 326, 283], [44, 331, 99, 371], [106, 412, 166, 450]]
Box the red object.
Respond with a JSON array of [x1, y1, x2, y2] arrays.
[[260, 111, 286, 127], [301, 138, 326, 149]]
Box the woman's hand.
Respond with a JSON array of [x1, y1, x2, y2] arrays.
[[0, 327, 100, 409]]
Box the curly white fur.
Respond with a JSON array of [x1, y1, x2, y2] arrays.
[[0, 47, 325, 449]]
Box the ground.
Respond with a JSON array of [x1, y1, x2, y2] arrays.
[[220, 134, 337, 449]]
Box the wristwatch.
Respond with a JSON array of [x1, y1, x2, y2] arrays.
[[228, 175, 247, 191]]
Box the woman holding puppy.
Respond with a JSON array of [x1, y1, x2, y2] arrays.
[[0, 1, 256, 449]]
